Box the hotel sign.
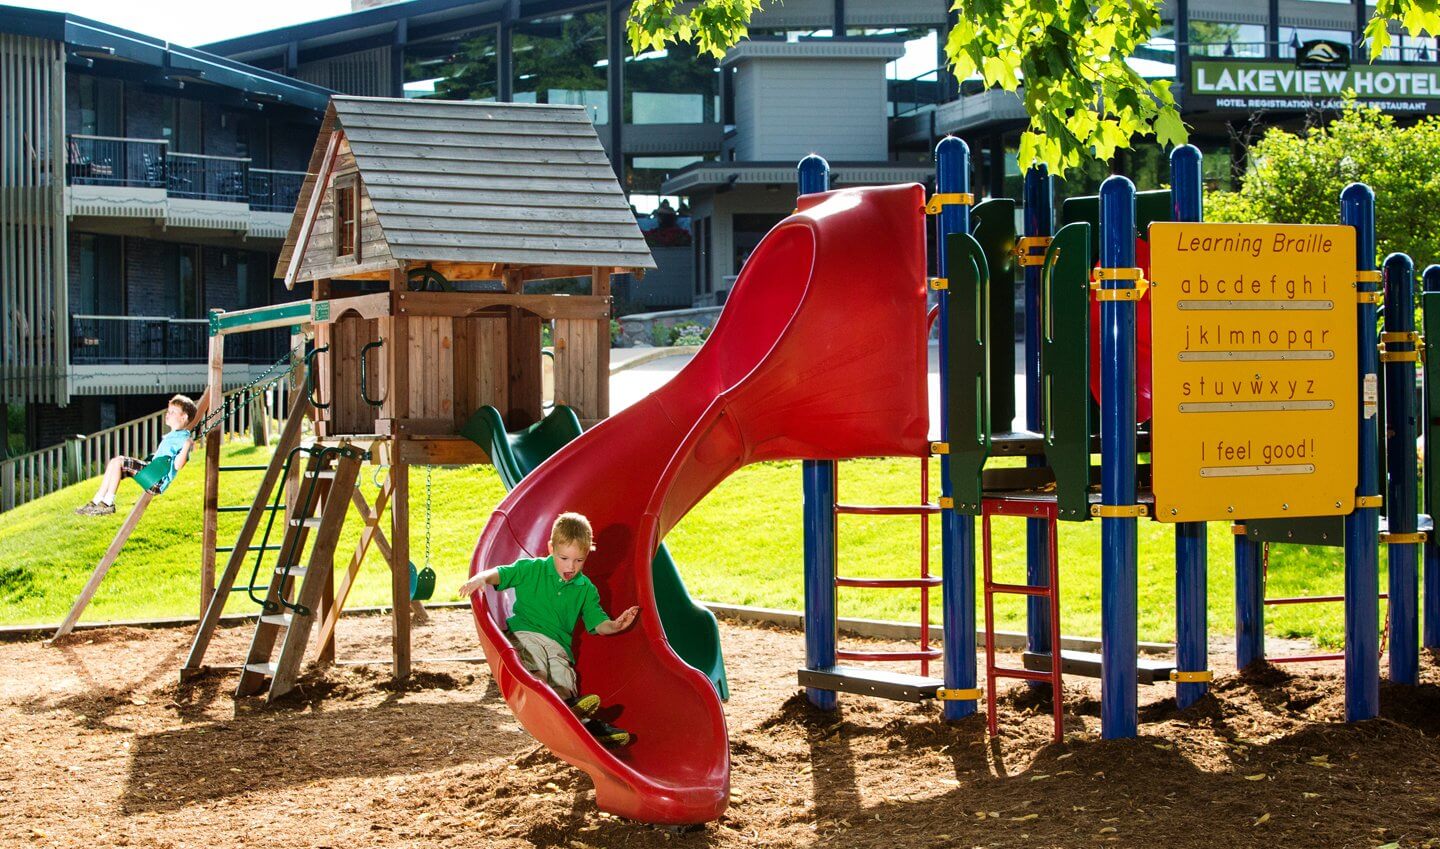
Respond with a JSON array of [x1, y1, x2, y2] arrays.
[[1190, 59, 1440, 113]]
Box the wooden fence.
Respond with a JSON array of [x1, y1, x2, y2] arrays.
[[0, 383, 291, 512]]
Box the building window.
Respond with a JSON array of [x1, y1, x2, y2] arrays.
[[177, 245, 203, 318], [75, 233, 123, 315], [625, 41, 718, 124], [333, 175, 360, 261], [847, 27, 943, 118], [404, 27, 498, 100], [514, 10, 609, 124], [167, 98, 203, 153], [1279, 28, 1354, 59], [1189, 22, 1267, 58], [75, 75, 123, 136]]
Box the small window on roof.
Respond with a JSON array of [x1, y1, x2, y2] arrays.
[[334, 174, 360, 261]]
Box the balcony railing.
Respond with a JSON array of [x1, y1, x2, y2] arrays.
[[248, 168, 307, 213], [168, 152, 250, 203], [67, 134, 167, 188], [70, 315, 208, 365]]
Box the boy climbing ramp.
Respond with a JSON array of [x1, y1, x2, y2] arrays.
[[76, 395, 197, 515], [460, 512, 639, 746]]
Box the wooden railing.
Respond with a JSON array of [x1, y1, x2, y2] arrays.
[[0, 383, 293, 513]]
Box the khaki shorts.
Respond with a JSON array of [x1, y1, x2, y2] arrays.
[[508, 630, 577, 700]]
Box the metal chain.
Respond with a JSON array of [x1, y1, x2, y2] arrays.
[[425, 465, 433, 569]]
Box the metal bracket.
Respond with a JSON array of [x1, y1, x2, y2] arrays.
[[936, 687, 983, 701], [925, 192, 975, 214], [930, 442, 950, 455], [1380, 349, 1420, 363], [1381, 531, 1429, 544], [1381, 331, 1421, 344], [1356, 269, 1384, 283], [1090, 503, 1150, 518], [1090, 282, 1149, 301], [938, 496, 955, 509], [1169, 670, 1214, 683], [1014, 236, 1052, 266], [929, 277, 949, 291], [1356, 494, 1383, 509], [1231, 523, 1248, 535], [1358, 290, 1384, 304]]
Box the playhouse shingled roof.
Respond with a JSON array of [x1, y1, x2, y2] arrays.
[[276, 96, 655, 281]]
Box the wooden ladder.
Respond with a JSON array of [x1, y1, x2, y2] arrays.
[[235, 444, 362, 701]]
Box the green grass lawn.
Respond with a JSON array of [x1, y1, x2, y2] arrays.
[[0, 441, 1390, 647]]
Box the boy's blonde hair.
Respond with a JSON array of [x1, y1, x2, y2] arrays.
[[169, 394, 198, 422], [551, 512, 593, 551]]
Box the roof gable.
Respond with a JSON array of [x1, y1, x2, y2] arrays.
[[276, 96, 654, 284]]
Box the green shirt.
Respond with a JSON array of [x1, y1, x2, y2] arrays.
[[497, 555, 610, 659]]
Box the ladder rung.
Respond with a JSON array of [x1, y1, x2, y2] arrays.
[[276, 566, 308, 580], [217, 504, 286, 513], [228, 585, 270, 593], [987, 581, 1052, 597], [836, 576, 942, 589], [1265, 593, 1389, 605], [289, 518, 323, 528], [1270, 653, 1344, 663], [311, 469, 337, 480], [219, 465, 269, 472], [217, 544, 285, 552], [244, 662, 277, 677], [834, 503, 941, 516], [259, 613, 293, 628], [836, 648, 942, 662], [990, 665, 1054, 683]]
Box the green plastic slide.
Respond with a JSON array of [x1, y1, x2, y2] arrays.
[[460, 405, 729, 700]]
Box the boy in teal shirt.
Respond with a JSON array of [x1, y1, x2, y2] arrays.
[[460, 512, 639, 746], [77, 394, 197, 516]]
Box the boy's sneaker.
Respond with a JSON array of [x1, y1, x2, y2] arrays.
[[74, 502, 96, 515], [90, 503, 115, 516], [585, 718, 631, 747], [569, 694, 601, 718]]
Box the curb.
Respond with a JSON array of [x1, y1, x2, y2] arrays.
[[2, 599, 1173, 656], [608, 346, 701, 374]]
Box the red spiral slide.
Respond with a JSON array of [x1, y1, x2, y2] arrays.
[[468, 184, 932, 824]]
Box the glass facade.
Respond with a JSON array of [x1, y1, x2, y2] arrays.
[[625, 42, 719, 124], [176, 245, 202, 318], [1189, 22, 1267, 58], [514, 10, 608, 123], [1279, 27, 1352, 59], [847, 27, 943, 117], [404, 28, 499, 100]]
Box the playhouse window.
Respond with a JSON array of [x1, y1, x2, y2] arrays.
[[334, 176, 359, 260]]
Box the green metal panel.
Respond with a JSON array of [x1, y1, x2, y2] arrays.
[[1244, 516, 1346, 547], [971, 199, 1017, 432], [945, 231, 991, 516], [209, 300, 314, 336], [1041, 222, 1093, 522], [1060, 189, 1172, 256], [1426, 292, 1440, 520]]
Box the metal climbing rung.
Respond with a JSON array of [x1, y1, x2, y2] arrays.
[[835, 576, 942, 588], [981, 495, 1064, 743], [218, 464, 269, 472], [217, 504, 285, 513], [217, 544, 284, 553], [834, 503, 942, 515]]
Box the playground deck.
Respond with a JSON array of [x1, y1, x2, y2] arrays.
[[5, 610, 1438, 848]]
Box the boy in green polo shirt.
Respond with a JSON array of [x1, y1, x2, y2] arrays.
[[460, 512, 639, 746]]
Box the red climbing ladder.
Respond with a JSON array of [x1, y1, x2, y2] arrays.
[[832, 457, 943, 675], [981, 495, 1063, 742]]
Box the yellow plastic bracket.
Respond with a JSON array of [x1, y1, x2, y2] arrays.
[[929, 277, 949, 291], [936, 687, 983, 701], [1381, 331, 1420, 344], [1356, 494, 1383, 509], [1380, 350, 1420, 363], [930, 441, 950, 455], [1380, 531, 1428, 545], [1357, 290, 1384, 304], [1092, 266, 1146, 281], [925, 192, 975, 214], [1356, 270, 1384, 283], [1090, 280, 1150, 301], [1169, 670, 1214, 684], [1231, 523, 1248, 536], [1090, 503, 1149, 518], [1014, 236, 1053, 266], [938, 496, 955, 510]]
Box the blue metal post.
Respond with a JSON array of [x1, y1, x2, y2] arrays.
[[1098, 175, 1139, 739], [1169, 145, 1209, 708], [1234, 530, 1265, 667], [798, 154, 837, 710], [1383, 252, 1419, 685], [1341, 182, 1381, 722], [1022, 165, 1053, 668], [1424, 264, 1440, 650], [936, 137, 977, 720]]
